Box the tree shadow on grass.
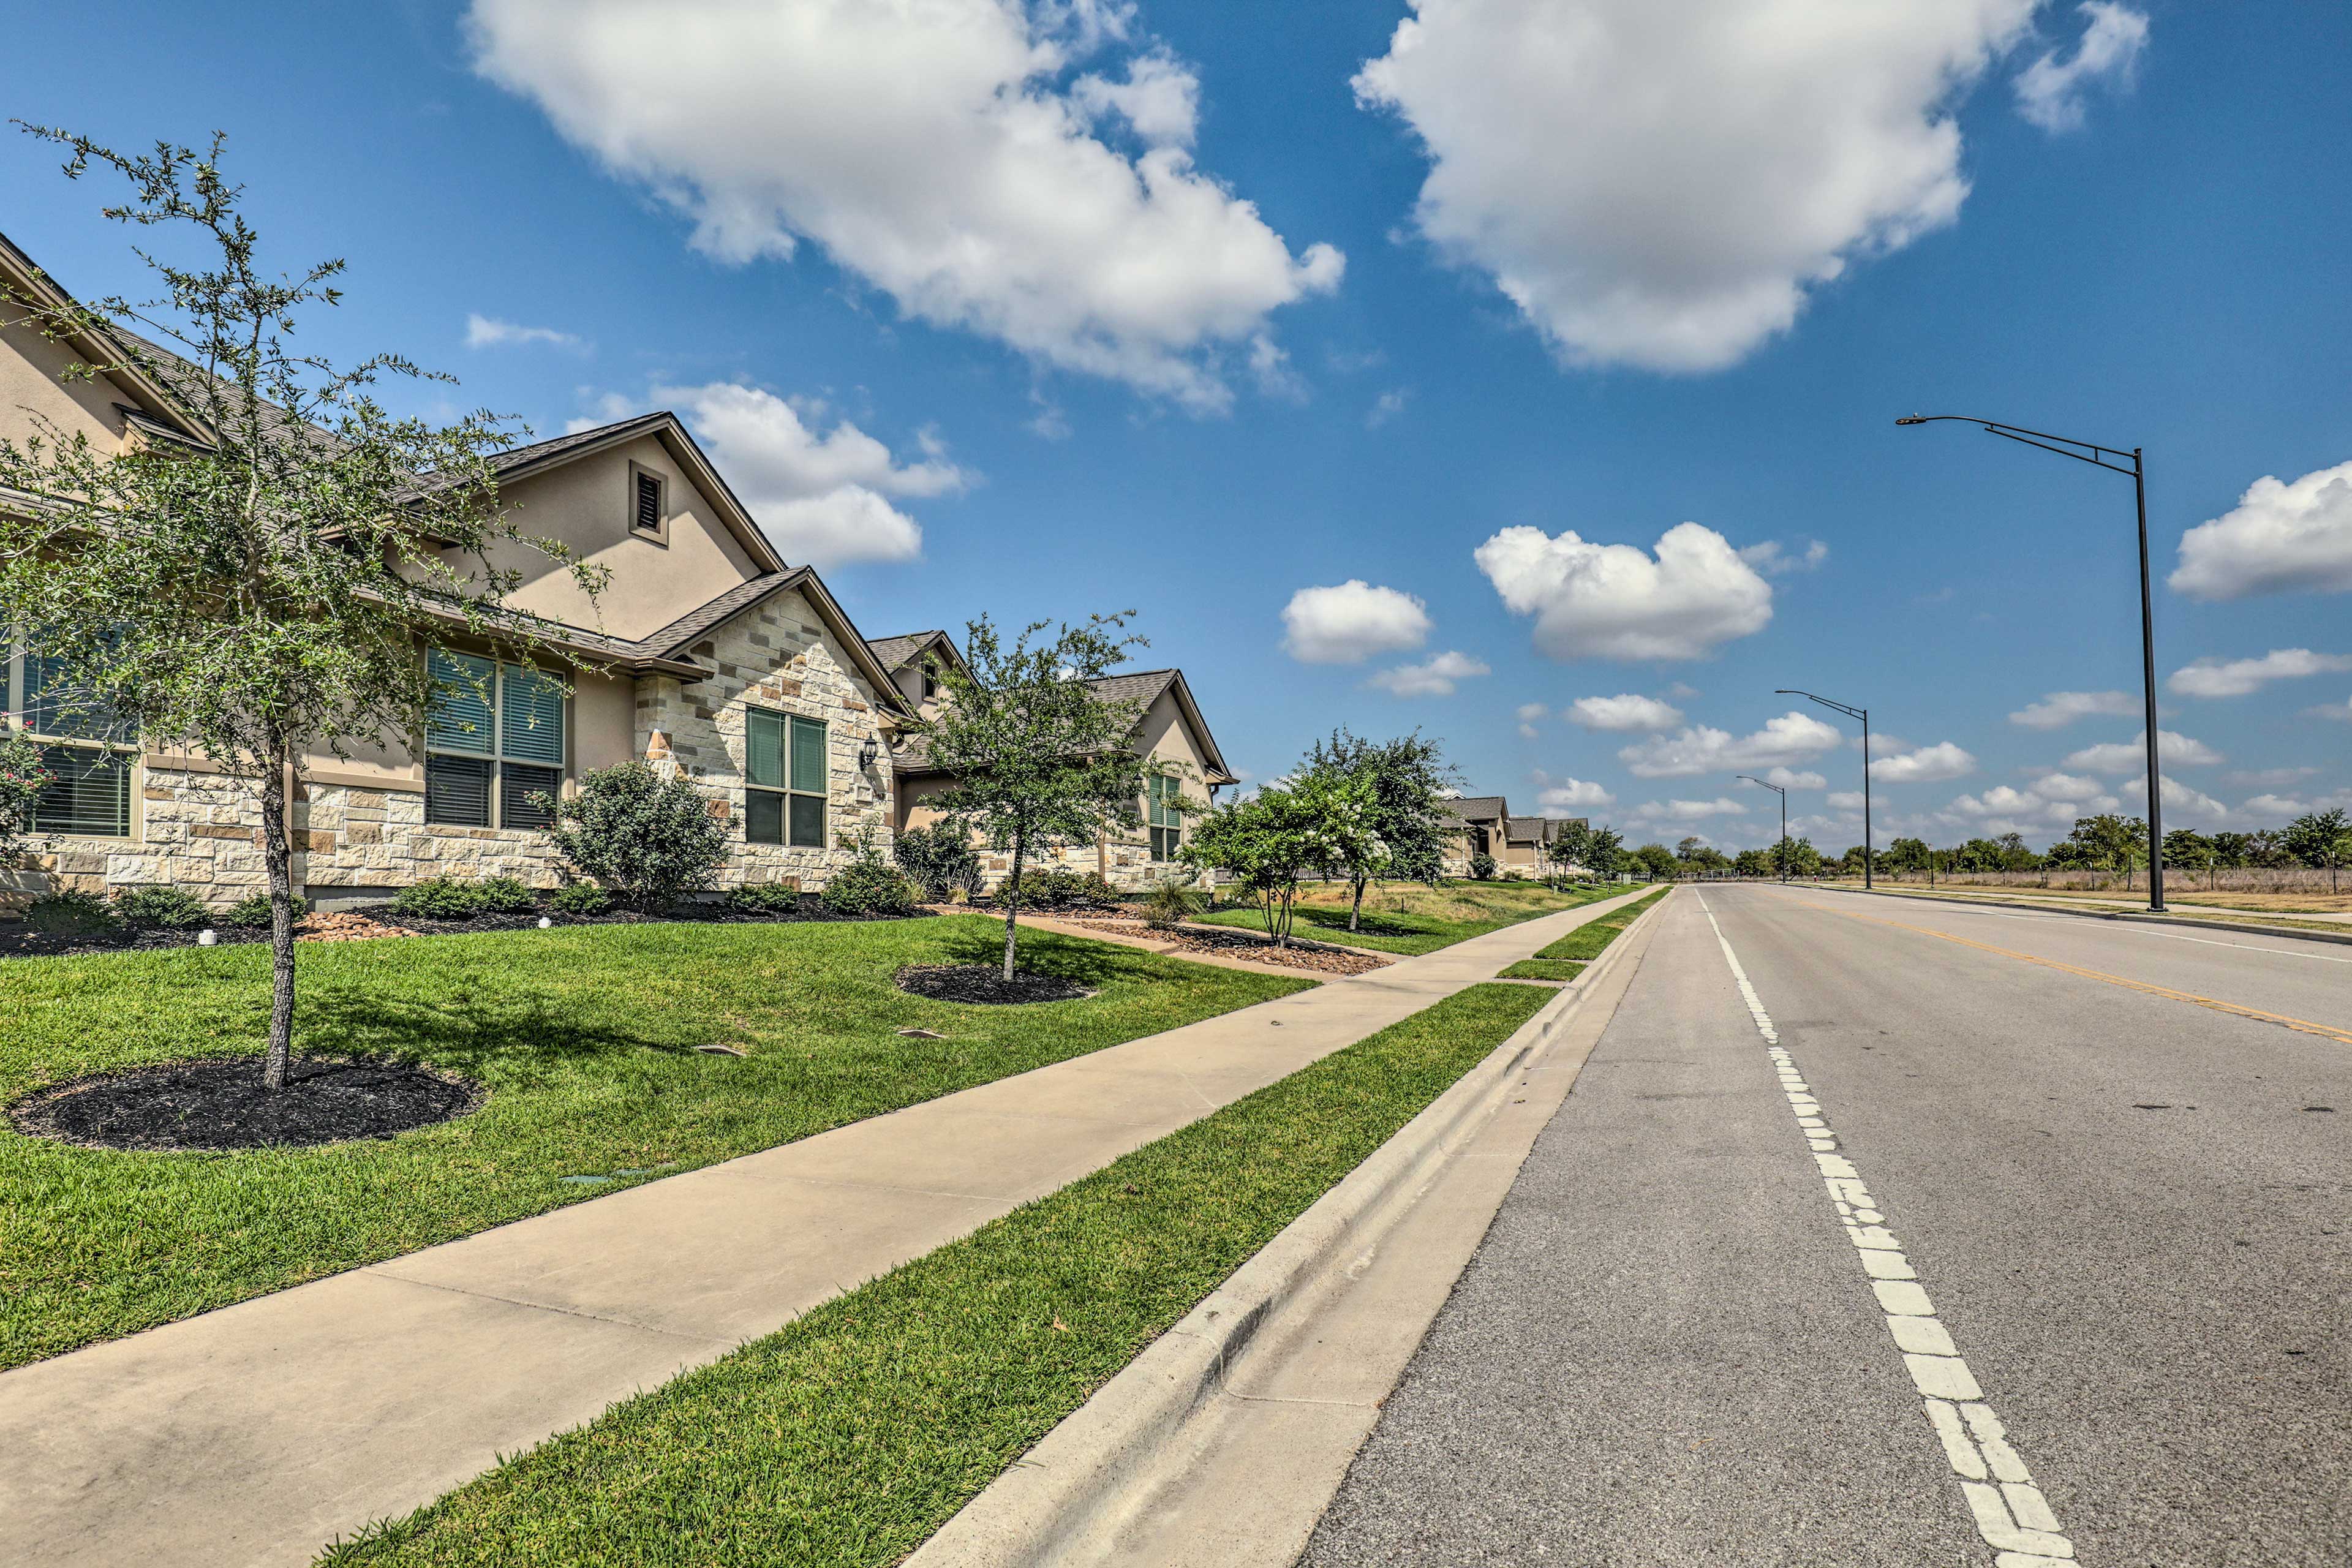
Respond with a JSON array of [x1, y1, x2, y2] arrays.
[[937, 925, 1145, 988], [289, 986, 685, 1088]]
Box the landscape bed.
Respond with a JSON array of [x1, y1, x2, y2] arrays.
[[316, 983, 1555, 1568], [1194, 879, 1618, 955], [0, 914, 1308, 1369]]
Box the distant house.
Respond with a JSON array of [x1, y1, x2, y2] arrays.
[[1441, 796, 1586, 877], [867, 632, 1237, 889]]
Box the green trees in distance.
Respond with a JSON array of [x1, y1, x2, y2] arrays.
[[0, 130, 603, 1090], [2282, 807, 2352, 891], [1632, 842, 1678, 881], [910, 612, 1155, 981]]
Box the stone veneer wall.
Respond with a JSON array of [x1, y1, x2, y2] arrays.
[[10, 589, 897, 909]]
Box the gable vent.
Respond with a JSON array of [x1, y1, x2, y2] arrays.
[[634, 471, 663, 534]]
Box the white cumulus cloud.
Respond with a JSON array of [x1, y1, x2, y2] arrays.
[[469, 0, 1341, 412], [2121, 774, 2230, 824], [1476, 522, 1772, 661], [1367, 649, 1489, 697], [1538, 778, 1615, 810], [1516, 701, 1548, 739], [1566, 693, 1685, 733], [2008, 689, 2137, 729], [1281, 581, 1434, 664], [1631, 797, 1749, 823], [2169, 459, 2352, 600], [1618, 711, 1843, 778], [2168, 649, 2352, 699], [1869, 741, 1977, 785], [1738, 539, 1830, 576], [2062, 729, 2224, 774], [1757, 767, 1826, 790], [2013, 2, 2149, 132], [1353, 0, 2045, 371], [466, 313, 585, 350], [583, 381, 968, 567]]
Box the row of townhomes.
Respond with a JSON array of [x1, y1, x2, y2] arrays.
[[1441, 795, 1585, 877], [0, 231, 1234, 908]]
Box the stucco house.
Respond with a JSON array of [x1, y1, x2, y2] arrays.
[[868, 630, 1236, 889], [1439, 796, 1585, 877], [1, 230, 916, 909]]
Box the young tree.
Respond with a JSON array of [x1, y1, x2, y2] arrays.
[[1182, 784, 1330, 946], [1584, 824, 1626, 880], [1298, 728, 1452, 929], [1292, 763, 1388, 928], [1545, 818, 1591, 888], [909, 612, 1153, 979], [0, 131, 601, 1090], [1632, 842, 1677, 881]]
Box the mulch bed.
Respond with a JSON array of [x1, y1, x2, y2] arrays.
[[1044, 914, 1392, 976], [894, 963, 1095, 1005], [10, 1055, 483, 1152]]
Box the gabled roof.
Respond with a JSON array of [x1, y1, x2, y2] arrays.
[[1444, 795, 1510, 824], [887, 664, 1235, 785], [1504, 815, 1551, 842], [865, 628, 973, 682], [0, 231, 209, 445]]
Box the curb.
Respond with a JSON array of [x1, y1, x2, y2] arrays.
[[1801, 882, 2352, 949], [907, 891, 1669, 1566]]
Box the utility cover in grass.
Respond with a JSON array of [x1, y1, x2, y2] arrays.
[[12, 1057, 481, 1152], [894, 964, 1093, 1005]]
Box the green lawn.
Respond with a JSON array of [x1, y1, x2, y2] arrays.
[[1535, 886, 1671, 962], [318, 982, 1553, 1568], [0, 916, 1309, 1370], [1496, 958, 1585, 982], [1195, 878, 1618, 955]]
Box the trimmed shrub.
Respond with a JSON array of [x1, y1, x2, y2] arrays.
[[472, 876, 540, 914], [224, 892, 307, 929], [891, 822, 983, 901], [548, 881, 611, 918], [821, 850, 919, 918], [24, 889, 118, 937], [111, 884, 209, 930], [391, 877, 489, 921], [728, 881, 803, 916], [1072, 871, 1121, 909], [1469, 853, 1498, 881], [1012, 866, 1085, 909], [541, 761, 729, 911]]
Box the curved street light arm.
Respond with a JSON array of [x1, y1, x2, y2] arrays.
[[1895, 413, 2139, 478], [1774, 688, 1870, 888]]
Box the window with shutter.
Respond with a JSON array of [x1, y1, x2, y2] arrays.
[[424, 652, 568, 828], [9, 631, 137, 838]]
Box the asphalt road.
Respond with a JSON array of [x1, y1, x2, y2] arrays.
[[1300, 884, 2350, 1567]]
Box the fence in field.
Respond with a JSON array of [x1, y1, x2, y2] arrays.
[[1867, 866, 2345, 895]]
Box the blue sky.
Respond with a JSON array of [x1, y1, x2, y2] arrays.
[[4, 0, 2348, 850]]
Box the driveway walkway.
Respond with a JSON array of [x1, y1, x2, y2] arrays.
[[0, 889, 1645, 1568]]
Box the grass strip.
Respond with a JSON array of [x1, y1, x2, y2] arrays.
[[317, 982, 1555, 1568], [1497, 958, 1585, 982], [0, 916, 1307, 1369], [1536, 887, 1670, 963], [1195, 880, 1611, 955]]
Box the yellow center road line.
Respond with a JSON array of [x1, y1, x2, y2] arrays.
[[1789, 899, 2352, 1047]]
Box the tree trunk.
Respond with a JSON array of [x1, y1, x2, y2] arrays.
[[258, 759, 299, 1091], [1000, 836, 1027, 982], [1349, 875, 1366, 932]]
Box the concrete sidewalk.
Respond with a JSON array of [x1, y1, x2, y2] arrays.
[[0, 889, 1647, 1568]]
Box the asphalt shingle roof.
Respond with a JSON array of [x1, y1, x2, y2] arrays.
[[865, 631, 943, 671], [1444, 795, 1510, 823]]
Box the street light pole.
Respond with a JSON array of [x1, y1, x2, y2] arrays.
[[1777, 690, 1869, 888], [1896, 414, 2165, 912], [1738, 776, 1788, 882]]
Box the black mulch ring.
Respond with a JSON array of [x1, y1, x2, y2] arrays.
[[893, 963, 1094, 1006], [10, 1055, 483, 1152]]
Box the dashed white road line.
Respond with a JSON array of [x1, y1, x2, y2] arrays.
[[1697, 892, 2081, 1566]]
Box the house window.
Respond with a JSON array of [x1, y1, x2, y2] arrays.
[[6, 636, 134, 837], [628, 464, 668, 543], [745, 708, 827, 848], [424, 650, 567, 829], [1147, 772, 1183, 861]]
